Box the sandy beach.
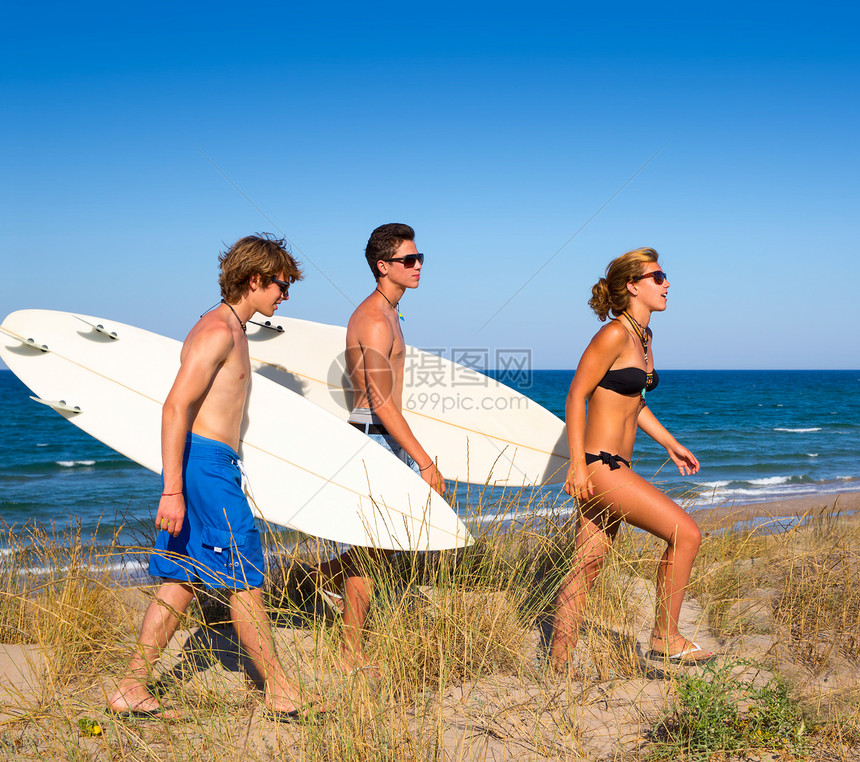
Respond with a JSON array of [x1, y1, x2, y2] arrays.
[[2, 490, 859, 760], [691, 490, 860, 529]]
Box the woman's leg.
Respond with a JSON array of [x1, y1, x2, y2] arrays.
[[589, 464, 704, 653], [550, 506, 622, 670]]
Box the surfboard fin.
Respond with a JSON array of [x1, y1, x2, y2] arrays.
[[30, 396, 82, 414], [0, 328, 50, 352], [74, 316, 119, 339], [248, 320, 285, 333]]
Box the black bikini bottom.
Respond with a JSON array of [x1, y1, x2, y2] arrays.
[[585, 451, 630, 470]]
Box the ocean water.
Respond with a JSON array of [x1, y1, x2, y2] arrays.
[[499, 369, 860, 508], [1, 369, 859, 546], [0, 370, 161, 545]]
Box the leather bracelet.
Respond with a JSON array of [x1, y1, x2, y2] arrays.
[[419, 462, 433, 472], [161, 491, 182, 496]]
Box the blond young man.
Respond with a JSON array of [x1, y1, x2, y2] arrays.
[[108, 234, 318, 719]]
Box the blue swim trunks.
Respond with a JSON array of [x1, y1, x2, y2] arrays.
[[149, 432, 265, 590]]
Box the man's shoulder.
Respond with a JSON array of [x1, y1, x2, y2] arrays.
[[347, 294, 392, 336], [184, 310, 236, 356]]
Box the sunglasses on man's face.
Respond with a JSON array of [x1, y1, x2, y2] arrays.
[[271, 278, 291, 297], [385, 252, 425, 268], [631, 270, 668, 285]]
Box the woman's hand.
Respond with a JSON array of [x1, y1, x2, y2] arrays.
[[564, 462, 594, 503], [666, 441, 700, 476]]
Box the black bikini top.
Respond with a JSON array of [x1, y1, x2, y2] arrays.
[[597, 367, 659, 396]]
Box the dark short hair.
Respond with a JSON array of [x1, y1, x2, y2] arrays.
[[364, 223, 415, 280], [218, 233, 303, 303]]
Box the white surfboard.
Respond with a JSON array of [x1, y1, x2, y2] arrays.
[[0, 310, 472, 551], [244, 316, 569, 486]]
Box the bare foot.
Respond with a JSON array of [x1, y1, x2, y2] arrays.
[[108, 683, 180, 719], [337, 647, 380, 677], [264, 680, 333, 721], [546, 647, 594, 680], [262, 700, 330, 723], [264, 677, 308, 716]]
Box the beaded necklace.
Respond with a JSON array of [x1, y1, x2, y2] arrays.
[[221, 299, 247, 334], [376, 288, 404, 322], [621, 311, 648, 362], [621, 310, 655, 398]]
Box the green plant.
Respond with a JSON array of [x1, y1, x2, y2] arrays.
[[649, 658, 808, 760]]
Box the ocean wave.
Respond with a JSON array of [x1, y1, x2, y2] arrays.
[[1, 458, 142, 476], [474, 502, 574, 526], [748, 475, 793, 486], [773, 427, 822, 433], [694, 475, 808, 490], [807, 453, 819, 457], [9, 558, 150, 580], [687, 480, 860, 507]]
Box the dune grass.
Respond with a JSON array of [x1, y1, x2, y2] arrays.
[[1, 491, 860, 760]]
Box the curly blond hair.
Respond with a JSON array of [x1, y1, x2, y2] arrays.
[[218, 234, 303, 303], [588, 247, 659, 321]]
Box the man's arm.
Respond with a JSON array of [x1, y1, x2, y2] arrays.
[[156, 323, 235, 536], [360, 321, 445, 494]]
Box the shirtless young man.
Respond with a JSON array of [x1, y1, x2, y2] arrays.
[[315, 223, 445, 672], [108, 234, 315, 719]]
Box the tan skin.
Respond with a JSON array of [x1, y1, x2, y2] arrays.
[[550, 261, 710, 671], [345, 239, 444, 493], [108, 273, 316, 716], [314, 238, 445, 672]]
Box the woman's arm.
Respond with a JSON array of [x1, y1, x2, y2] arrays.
[[637, 405, 700, 475]]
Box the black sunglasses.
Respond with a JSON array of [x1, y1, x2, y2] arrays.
[[631, 270, 668, 285], [385, 252, 425, 268], [271, 277, 291, 296]]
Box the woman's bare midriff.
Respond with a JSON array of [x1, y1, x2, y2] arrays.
[[582, 387, 643, 462]]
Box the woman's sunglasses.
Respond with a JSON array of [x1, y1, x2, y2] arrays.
[[631, 270, 667, 285], [385, 253, 425, 268]]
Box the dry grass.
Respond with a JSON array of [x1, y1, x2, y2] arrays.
[[1, 496, 860, 760], [1, 521, 135, 682]]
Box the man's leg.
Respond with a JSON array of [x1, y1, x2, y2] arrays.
[[329, 430, 411, 672], [229, 587, 306, 712], [108, 581, 194, 712], [340, 573, 375, 671], [334, 548, 393, 672], [306, 546, 387, 672]]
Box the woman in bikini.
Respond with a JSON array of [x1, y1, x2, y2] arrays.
[[550, 247, 712, 669]]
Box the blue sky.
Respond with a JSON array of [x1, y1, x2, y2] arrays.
[[2, 1, 857, 369]]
